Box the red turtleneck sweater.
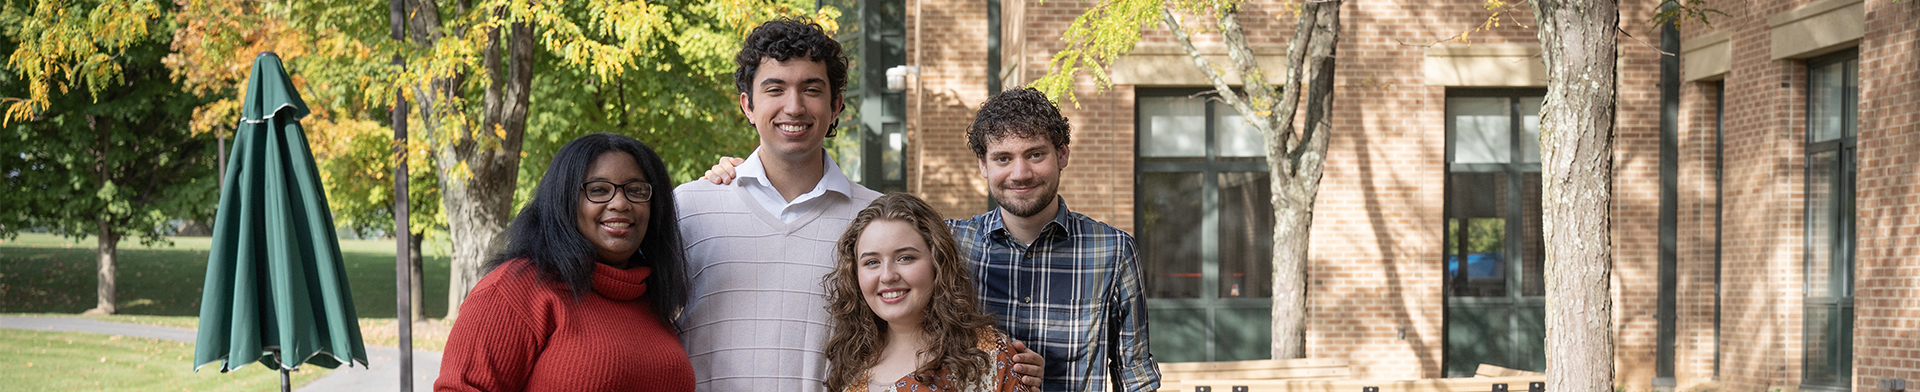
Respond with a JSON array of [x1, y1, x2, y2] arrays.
[[436, 259, 693, 392]]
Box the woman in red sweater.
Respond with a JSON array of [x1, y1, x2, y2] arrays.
[[436, 133, 693, 392]]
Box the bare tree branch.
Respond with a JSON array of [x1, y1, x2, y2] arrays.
[[1160, 6, 1269, 133], [1216, 3, 1281, 132]]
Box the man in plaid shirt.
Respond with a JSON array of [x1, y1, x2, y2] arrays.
[[947, 88, 1160, 392]]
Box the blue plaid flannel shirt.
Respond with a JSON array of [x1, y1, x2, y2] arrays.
[[948, 199, 1161, 392]]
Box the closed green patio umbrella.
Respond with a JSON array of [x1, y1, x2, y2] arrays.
[[194, 52, 368, 390]]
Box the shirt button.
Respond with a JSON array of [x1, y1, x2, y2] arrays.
[[1024, 296, 1033, 303]]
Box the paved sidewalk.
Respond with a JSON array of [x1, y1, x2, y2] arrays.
[[1, 315, 440, 391], [297, 345, 440, 391]]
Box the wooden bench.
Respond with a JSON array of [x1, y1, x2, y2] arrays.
[[1158, 375, 1548, 392], [1156, 360, 1547, 392], [1159, 358, 1354, 381], [1472, 364, 1543, 377]]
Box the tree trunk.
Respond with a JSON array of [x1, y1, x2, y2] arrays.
[[438, 13, 532, 321], [1270, 200, 1312, 358], [1530, 0, 1616, 389], [82, 113, 117, 316], [1266, 0, 1339, 360], [409, 230, 426, 321], [405, 0, 532, 321], [435, 140, 518, 322], [85, 217, 120, 315], [1159, 0, 1340, 360]]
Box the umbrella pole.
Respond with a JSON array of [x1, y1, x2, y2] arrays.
[[281, 368, 291, 392]]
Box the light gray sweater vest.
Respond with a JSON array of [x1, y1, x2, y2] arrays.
[[672, 180, 880, 392]]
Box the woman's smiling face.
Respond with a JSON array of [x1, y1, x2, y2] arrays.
[[575, 151, 649, 266], [855, 219, 936, 330]]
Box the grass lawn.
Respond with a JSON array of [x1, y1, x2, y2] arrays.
[[2, 232, 459, 390], [2, 231, 457, 351], [0, 232, 452, 319], [0, 329, 331, 391]]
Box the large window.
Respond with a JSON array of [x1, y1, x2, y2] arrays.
[[1136, 91, 1274, 362], [1443, 89, 1546, 377], [1802, 51, 1856, 391]]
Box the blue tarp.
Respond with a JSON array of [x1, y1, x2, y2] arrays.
[[1446, 253, 1505, 279]]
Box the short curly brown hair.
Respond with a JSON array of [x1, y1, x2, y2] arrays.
[[734, 18, 849, 137], [967, 87, 1071, 159]]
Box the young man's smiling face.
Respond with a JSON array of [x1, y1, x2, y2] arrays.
[[740, 57, 842, 162], [978, 132, 1070, 219]]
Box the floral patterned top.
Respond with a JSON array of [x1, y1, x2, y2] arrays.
[[845, 327, 1024, 392]]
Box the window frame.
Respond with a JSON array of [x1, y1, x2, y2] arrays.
[[1442, 88, 1546, 303], [1713, 81, 1725, 380], [1441, 88, 1548, 377], [834, 0, 909, 193], [1799, 49, 1857, 392], [1134, 88, 1274, 362]]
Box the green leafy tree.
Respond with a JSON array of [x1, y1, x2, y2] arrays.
[[0, 0, 162, 124], [164, 0, 444, 318], [1033, 0, 1341, 359], [515, 14, 767, 208], [309, 117, 446, 320], [0, 5, 217, 314], [162, 0, 797, 318], [3, 0, 827, 320], [378, 0, 830, 319], [223, 0, 825, 318]]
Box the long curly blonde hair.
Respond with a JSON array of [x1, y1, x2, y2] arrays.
[[823, 193, 998, 391]]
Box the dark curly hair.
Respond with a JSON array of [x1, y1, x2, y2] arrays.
[[734, 17, 849, 137], [823, 193, 998, 392], [967, 87, 1071, 159]]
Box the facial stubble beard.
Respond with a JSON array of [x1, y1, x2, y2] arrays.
[[993, 183, 1057, 218]]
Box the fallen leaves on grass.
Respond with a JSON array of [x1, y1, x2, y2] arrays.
[[357, 318, 454, 351]]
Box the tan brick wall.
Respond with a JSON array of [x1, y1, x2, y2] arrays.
[[1675, 79, 1724, 387], [1850, 0, 1919, 389], [1676, 1, 1920, 391], [906, 0, 1141, 227], [1006, 0, 1140, 232], [904, 0, 1918, 388], [1615, 1, 1670, 387], [1696, 0, 1813, 388], [906, 0, 991, 219]]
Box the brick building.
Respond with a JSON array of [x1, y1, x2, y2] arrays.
[[826, 0, 1918, 390]]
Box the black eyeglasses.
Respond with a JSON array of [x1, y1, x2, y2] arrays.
[[581, 181, 653, 204]]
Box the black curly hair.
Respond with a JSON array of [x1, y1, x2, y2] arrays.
[[734, 17, 849, 137], [967, 87, 1071, 159]]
